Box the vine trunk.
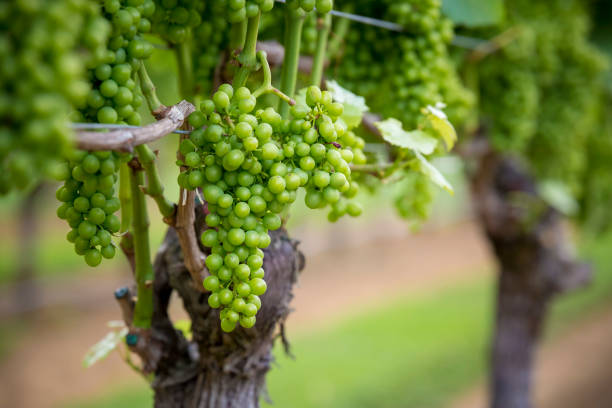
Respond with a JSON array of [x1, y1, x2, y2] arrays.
[[465, 137, 591, 408], [122, 205, 304, 408]]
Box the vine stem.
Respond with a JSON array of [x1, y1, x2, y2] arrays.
[[311, 13, 332, 87], [175, 40, 195, 100], [134, 64, 181, 221], [137, 61, 161, 113], [234, 12, 262, 88], [230, 20, 247, 51], [129, 164, 154, 329], [119, 162, 132, 233], [135, 145, 175, 219], [75, 100, 194, 152], [252, 51, 296, 106], [279, 7, 305, 118]]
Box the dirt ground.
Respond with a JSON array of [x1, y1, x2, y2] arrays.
[[1, 218, 611, 408]]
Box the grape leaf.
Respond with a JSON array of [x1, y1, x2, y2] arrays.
[[326, 80, 369, 129], [442, 0, 504, 27], [425, 105, 457, 150], [415, 152, 454, 195], [374, 118, 438, 155], [538, 180, 579, 216], [83, 327, 128, 368]]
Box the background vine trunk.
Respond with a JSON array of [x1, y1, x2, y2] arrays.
[[465, 138, 591, 408]]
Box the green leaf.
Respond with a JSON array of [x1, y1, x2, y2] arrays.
[[375, 118, 438, 155], [415, 152, 454, 195], [325, 80, 369, 129], [425, 105, 457, 150], [538, 180, 579, 216], [83, 327, 128, 368], [442, 0, 504, 27]]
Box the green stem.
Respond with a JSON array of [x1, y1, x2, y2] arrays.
[[230, 20, 247, 51], [311, 13, 331, 87], [233, 13, 261, 88], [119, 162, 132, 233], [252, 51, 296, 106], [135, 67, 176, 219], [278, 8, 305, 118], [129, 167, 154, 329], [135, 145, 175, 218], [137, 62, 161, 112], [175, 40, 194, 100]]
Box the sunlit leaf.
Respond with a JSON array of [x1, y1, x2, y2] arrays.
[[83, 327, 128, 368], [375, 118, 438, 154], [425, 104, 457, 150], [326, 80, 369, 129], [415, 152, 454, 195]]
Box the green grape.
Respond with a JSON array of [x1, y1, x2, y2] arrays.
[[57, 150, 123, 266], [53, 0, 155, 267], [0, 0, 110, 193], [182, 84, 363, 331], [330, 0, 472, 130], [470, 0, 608, 208]]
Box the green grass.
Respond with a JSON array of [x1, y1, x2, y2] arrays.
[[63, 230, 612, 408]]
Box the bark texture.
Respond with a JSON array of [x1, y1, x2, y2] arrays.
[[466, 139, 591, 408], [122, 205, 304, 408]]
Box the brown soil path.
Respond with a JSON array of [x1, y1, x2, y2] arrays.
[[0, 219, 493, 408], [449, 305, 612, 408]]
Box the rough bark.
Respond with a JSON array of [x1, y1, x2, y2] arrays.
[[464, 138, 591, 408], [122, 203, 304, 408]]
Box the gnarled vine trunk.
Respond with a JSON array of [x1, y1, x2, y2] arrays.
[[122, 204, 304, 408], [466, 139, 591, 408]]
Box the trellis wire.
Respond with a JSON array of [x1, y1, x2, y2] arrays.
[[273, 0, 487, 49]]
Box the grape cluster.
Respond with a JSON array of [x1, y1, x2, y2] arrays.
[[332, 0, 472, 130], [57, 0, 156, 266], [56, 150, 122, 267], [192, 3, 230, 96], [472, 0, 609, 196], [151, 0, 202, 44], [394, 173, 433, 226], [74, 0, 156, 126], [0, 0, 109, 194], [180, 84, 362, 331]]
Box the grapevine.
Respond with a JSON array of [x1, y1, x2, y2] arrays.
[[0, 0, 109, 193], [469, 0, 609, 196], [56, 0, 156, 267], [181, 62, 364, 330]]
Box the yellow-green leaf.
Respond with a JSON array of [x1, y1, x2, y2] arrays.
[[83, 327, 128, 368], [415, 152, 454, 195], [425, 105, 457, 150], [375, 118, 438, 154]]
